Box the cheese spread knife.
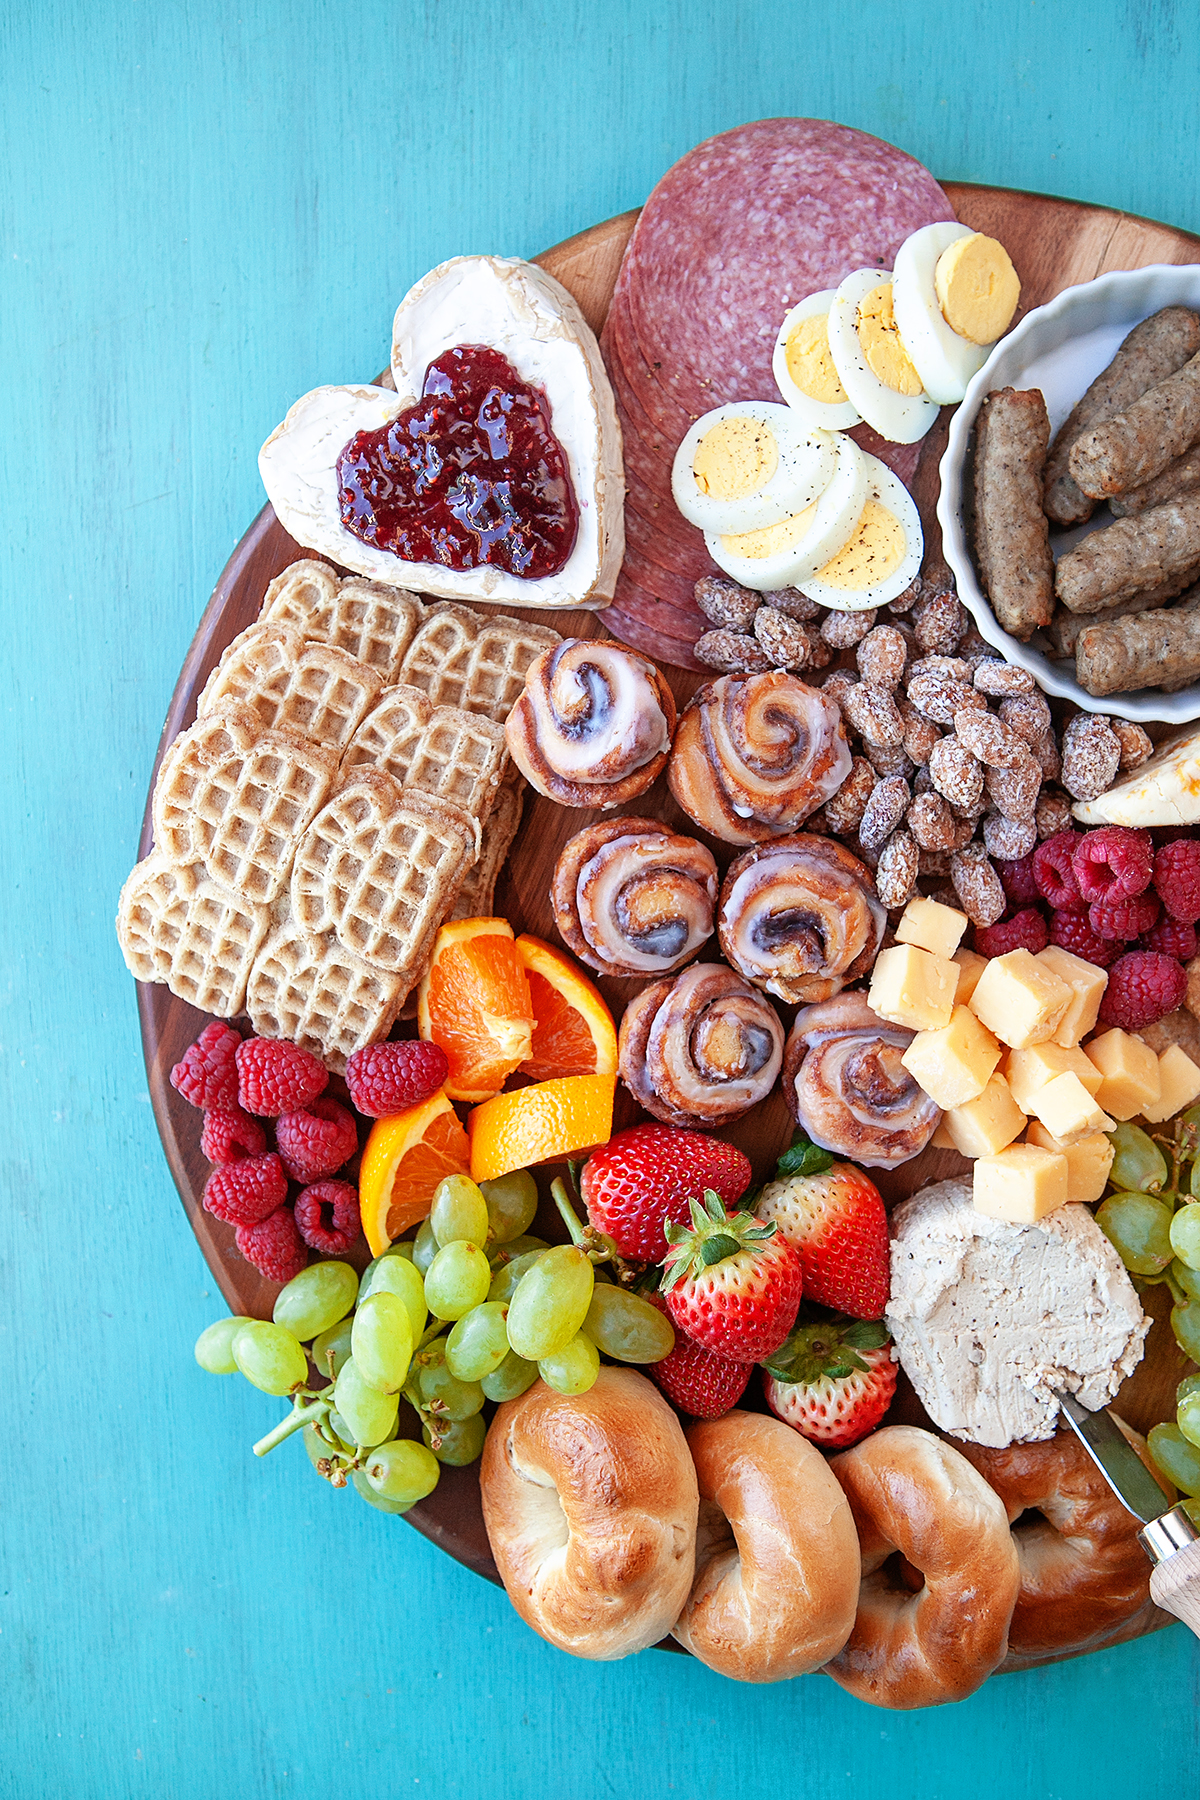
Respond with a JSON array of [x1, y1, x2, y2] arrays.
[[1055, 1390, 1200, 1641]]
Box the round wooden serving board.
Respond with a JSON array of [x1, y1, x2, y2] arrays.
[[138, 182, 1198, 1674]]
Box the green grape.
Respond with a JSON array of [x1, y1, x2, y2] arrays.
[[417, 1342, 486, 1420], [311, 1316, 354, 1382], [1179, 1373, 1200, 1403], [350, 1468, 412, 1514], [1169, 1202, 1200, 1271], [1171, 1299, 1200, 1363], [273, 1261, 358, 1342], [362, 1437, 440, 1504], [430, 1173, 490, 1248], [413, 1217, 439, 1276], [480, 1169, 539, 1244], [358, 1252, 428, 1342], [480, 1349, 539, 1402], [446, 1301, 512, 1381], [1182, 1496, 1200, 1529], [506, 1243, 594, 1360], [538, 1331, 600, 1395], [1190, 1154, 1200, 1202], [333, 1357, 400, 1446], [423, 1412, 487, 1466], [488, 1247, 548, 1303], [1172, 1258, 1200, 1301], [425, 1240, 491, 1320], [385, 1239, 415, 1262], [358, 1239, 414, 1300], [194, 1316, 253, 1374], [1095, 1191, 1174, 1276], [1107, 1123, 1168, 1194], [584, 1286, 674, 1363], [1178, 1391, 1200, 1451], [351, 1291, 414, 1393], [232, 1321, 308, 1396], [489, 1233, 548, 1268], [1148, 1423, 1200, 1496]]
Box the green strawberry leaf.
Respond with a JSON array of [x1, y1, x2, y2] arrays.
[[699, 1232, 741, 1267], [841, 1319, 891, 1351], [775, 1131, 835, 1179], [703, 1189, 727, 1223]]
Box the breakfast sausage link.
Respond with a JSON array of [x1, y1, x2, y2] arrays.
[[1069, 350, 1200, 500], [1076, 604, 1200, 696], [1109, 438, 1200, 517], [972, 386, 1055, 641], [1055, 491, 1200, 614]]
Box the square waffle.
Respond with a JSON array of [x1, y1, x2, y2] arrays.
[[397, 603, 560, 723], [342, 683, 508, 846], [198, 623, 385, 754], [260, 559, 425, 681], [246, 919, 408, 1073], [448, 766, 526, 921], [116, 852, 271, 1017]]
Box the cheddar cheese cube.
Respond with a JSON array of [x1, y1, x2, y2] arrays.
[[1005, 1042, 1104, 1112], [1028, 1072, 1115, 1145], [943, 1072, 1027, 1159], [973, 1142, 1070, 1223], [901, 1006, 1001, 1110], [1026, 1121, 1115, 1205], [968, 949, 1072, 1050], [896, 897, 968, 961], [1085, 1028, 1162, 1121], [952, 948, 987, 1006], [1035, 946, 1108, 1048], [1140, 1044, 1200, 1124], [931, 1118, 957, 1150], [868, 943, 956, 1033]]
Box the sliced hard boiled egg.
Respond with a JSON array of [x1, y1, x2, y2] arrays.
[[828, 269, 940, 445], [772, 292, 862, 430], [893, 223, 1004, 405], [671, 403, 837, 535], [795, 453, 923, 612], [703, 431, 868, 593]]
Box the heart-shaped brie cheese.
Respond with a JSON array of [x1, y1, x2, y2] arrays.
[[259, 256, 624, 611]]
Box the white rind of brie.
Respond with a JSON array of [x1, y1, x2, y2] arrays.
[[885, 1178, 1148, 1448], [1073, 725, 1200, 827], [258, 255, 624, 611]]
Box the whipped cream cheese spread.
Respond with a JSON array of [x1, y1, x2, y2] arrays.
[[886, 1178, 1149, 1447]]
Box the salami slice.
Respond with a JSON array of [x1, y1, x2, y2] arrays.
[[623, 489, 712, 573], [604, 571, 708, 671], [603, 286, 699, 446]]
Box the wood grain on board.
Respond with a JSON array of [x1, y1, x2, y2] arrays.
[[137, 184, 1199, 1660]]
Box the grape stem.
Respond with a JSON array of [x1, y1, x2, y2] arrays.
[[252, 1394, 332, 1458]]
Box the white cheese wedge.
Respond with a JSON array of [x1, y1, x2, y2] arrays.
[[259, 255, 624, 611], [1073, 726, 1200, 827]]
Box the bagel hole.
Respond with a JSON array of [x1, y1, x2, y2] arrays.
[[881, 1550, 925, 1595], [695, 1498, 736, 1564]]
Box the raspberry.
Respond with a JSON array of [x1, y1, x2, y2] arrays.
[[170, 1021, 240, 1111], [1154, 839, 1200, 924], [202, 1152, 288, 1226], [1097, 952, 1188, 1031], [275, 1098, 358, 1183], [200, 1105, 267, 1165], [996, 853, 1040, 905], [344, 1040, 449, 1118], [1143, 915, 1199, 961], [235, 1206, 308, 1284], [974, 907, 1049, 957], [236, 1036, 328, 1117], [1032, 830, 1083, 908], [294, 1180, 362, 1256], [1089, 892, 1161, 942], [1072, 827, 1154, 902], [1049, 908, 1120, 968]]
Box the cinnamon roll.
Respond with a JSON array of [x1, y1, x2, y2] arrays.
[[505, 639, 676, 809], [552, 817, 718, 979], [784, 991, 941, 1169], [619, 963, 784, 1129], [667, 672, 852, 847], [718, 835, 885, 1006]]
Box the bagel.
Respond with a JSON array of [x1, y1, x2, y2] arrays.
[[957, 1416, 1173, 1661], [672, 1411, 860, 1682], [825, 1424, 1020, 1708], [479, 1367, 698, 1660]]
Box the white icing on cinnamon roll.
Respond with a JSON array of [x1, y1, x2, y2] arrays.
[[784, 990, 941, 1169], [718, 835, 885, 1005], [506, 639, 676, 808], [551, 816, 718, 979], [619, 962, 784, 1128]]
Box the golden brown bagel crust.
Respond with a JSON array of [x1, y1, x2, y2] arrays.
[[672, 1411, 860, 1682], [825, 1424, 1020, 1709], [479, 1367, 698, 1660]]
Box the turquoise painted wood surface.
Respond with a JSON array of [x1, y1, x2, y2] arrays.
[[3, 3, 1199, 1796]]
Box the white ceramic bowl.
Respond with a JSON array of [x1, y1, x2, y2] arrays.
[[937, 262, 1200, 725]]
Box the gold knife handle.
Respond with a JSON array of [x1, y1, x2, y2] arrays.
[[1149, 1537, 1200, 1640]]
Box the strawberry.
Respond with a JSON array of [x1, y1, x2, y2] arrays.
[[580, 1124, 752, 1263], [660, 1192, 803, 1364], [646, 1293, 752, 1419], [757, 1162, 890, 1320], [762, 1316, 896, 1449]]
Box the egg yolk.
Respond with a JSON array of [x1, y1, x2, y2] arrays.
[[720, 502, 816, 560], [934, 233, 1021, 345], [692, 416, 778, 501], [856, 283, 925, 397], [785, 316, 849, 405], [814, 500, 905, 590]]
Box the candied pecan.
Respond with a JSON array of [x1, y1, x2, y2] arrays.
[[858, 775, 911, 852], [806, 633, 833, 670], [998, 692, 1053, 744], [841, 681, 905, 748], [984, 751, 1042, 822], [856, 625, 908, 689], [875, 829, 919, 908], [761, 587, 821, 621], [919, 850, 953, 878], [913, 764, 934, 795], [928, 735, 984, 810], [950, 842, 1007, 927], [953, 708, 1028, 770], [804, 807, 831, 835], [907, 668, 986, 726], [957, 630, 994, 670], [885, 579, 922, 615], [896, 695, 940, 766], [1061, 714, 1122, 802], [1029, 731, 1063, 781], [695, 629, 773, 674], [907, 790, 958, 852], [754, 606, 813, 669], [822, 669, 857, 709], [913, 589, 967, 655], [1113, 720, 1154, 772], [910, 654, 973, 683], [821, 607, 877, 648], [865, 742, 915, 779], [824, 756, 877, 834], [983, 812, 1038, 860], [1036, 791, 1074, 839], [973, 660, 1038, 697], [694, 575, 759, 631]]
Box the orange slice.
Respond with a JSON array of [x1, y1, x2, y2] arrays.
[[515, 934, 618, 1081], [359, 1090, 471, 1256], [418, 918, 535, 1103], [468, 1074, 616, 1183]]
